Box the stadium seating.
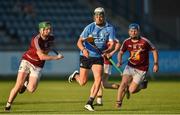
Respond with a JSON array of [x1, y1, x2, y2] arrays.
[[0, 0, 93, 50], [0, 0, 179, 50], [95, 0, 180, 50]]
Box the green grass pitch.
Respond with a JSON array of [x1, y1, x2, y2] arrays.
[[0, 79, 180, 114]]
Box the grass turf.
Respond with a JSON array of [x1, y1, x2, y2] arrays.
[[0, 79, 180, 114]]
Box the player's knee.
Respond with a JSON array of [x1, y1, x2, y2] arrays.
[[27, 87, 36, 93], [79, 80, 87, 86], [129, 89, 135, 94], [28, 89, 35, 93], [129, 87, 137, 94], [96, 76, 102, 82]]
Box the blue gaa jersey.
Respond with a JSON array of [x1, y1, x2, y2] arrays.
[[80, 22, 116, 57]]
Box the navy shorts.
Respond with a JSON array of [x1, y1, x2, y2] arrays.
[[80, 56, 103, 69]]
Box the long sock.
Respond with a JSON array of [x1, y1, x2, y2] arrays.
[[116, 100, 122, 108], [96, 96, 102, 104], [6, 102, 11, 107], [86, 97, 94, 105]]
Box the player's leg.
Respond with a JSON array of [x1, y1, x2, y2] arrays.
[[4, 60, 29, 111], [68, 67, 89, 86], [85, 64, 102, 111], [95, 74, 119, 106], [26, 76, 39, 93], [89, 64, 102, 106], [102, 64, 119, 89], [102, 73, 119, 89], [74, 68, 89, 86], [116, 65, 134, 108], [128, 81, 139, 93], [4, 71, 28, 111], [128, 69, 147, 93], [26, 66, 42, 93], [18, 76, 29, 94], [68, 56, 89, 85], [95, 63, 110, 106], [116, 75, 130, 108], [96, 82, 103, 105]]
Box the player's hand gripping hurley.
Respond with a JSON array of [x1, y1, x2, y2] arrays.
[[85, 37, 123, 74], [52, 49, 64, 59]]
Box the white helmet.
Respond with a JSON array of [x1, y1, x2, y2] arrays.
[[94, 7, 105, 15]]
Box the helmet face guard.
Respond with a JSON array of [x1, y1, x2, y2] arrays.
[[39, 22, 51, 30]]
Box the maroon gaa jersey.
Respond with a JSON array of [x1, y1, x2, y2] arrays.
[[104, 39, 119, 65], [120, 36, 156, 71], [22, 34, 54, 68]]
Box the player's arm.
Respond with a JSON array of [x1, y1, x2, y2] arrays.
[[152, 49, 159, 72], [103, 41, 114, 53], [77, 37, 89, 58], [37, 50, 63, 60], [51, 44, 64, 58], [104, 26, 116, 54], [117, 50, 124, 67], [101, 41, 114, 59], [117, 40, 126, 66], [109, 41, 121, 56]]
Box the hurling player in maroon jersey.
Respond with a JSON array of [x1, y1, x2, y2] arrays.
[[96, 39, 121, 105], [5, 22, 64, 111], [116, 23, 158, 108]]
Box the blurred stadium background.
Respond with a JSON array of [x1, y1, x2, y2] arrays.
[[0, 0, 180, 78], [0, 0, 180, 114]]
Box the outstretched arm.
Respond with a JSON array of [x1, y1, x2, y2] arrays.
[[37, 50, 63, 60]]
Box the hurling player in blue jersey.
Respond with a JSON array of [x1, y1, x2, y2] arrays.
[[68, 7, 116, 111]]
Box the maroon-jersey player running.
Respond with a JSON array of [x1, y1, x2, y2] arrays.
[[4, 21, 64, 111], [116, 23, 159, 108]]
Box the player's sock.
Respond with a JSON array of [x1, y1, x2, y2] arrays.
[[86, 97, 94, 105], [96, 96, 103, 105], [6, 102, 11, 107], [4, 102, 11, 111], [116, 100, 122, 109]]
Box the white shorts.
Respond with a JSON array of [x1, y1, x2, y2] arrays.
[[104, 64, 112, 75], [123, 65, 146, 84], [18, 60, 42, 79]]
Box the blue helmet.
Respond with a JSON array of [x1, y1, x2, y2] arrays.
[[128, 23, 140, 30]]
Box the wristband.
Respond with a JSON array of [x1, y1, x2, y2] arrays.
[[154, 63, 158, 65]]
